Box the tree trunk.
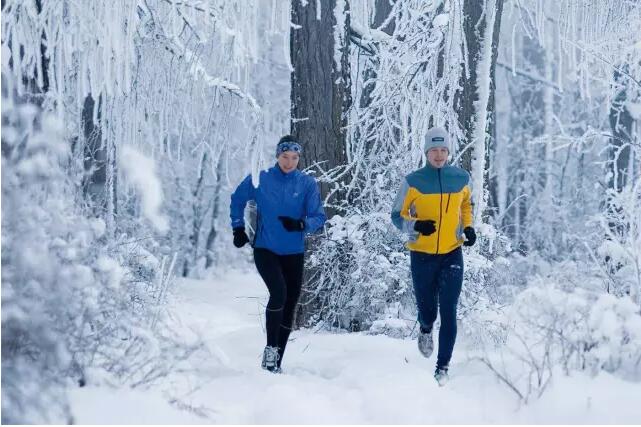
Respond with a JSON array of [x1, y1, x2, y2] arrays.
[[290, 0, 352, 327], [205, 156, 224, 269], [485, 0, 505, 222], [457, 0, 504, 223], [82, 94, 108, 217], [291, 0, 352, 218], [606, 70, 634, 238], [35, 0, 49, 94], [183, 151, 208, 277], [457, 0, 483, 172], [608, 74, 633, 193]]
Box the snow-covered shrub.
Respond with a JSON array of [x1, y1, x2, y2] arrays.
[[1, 95, 199, 423], [595, 181, 641, 305], [458, 223, 514, 318], [303, 213, 415, 330], [585, 293, 641, 374], [2, 94, 76, 423], [474, 281, 641, 403], [303, 212, 509, 334]]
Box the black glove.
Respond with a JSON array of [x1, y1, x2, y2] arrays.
[[233, 227, 250, 248], [463, 226, 476, 247], [414, 220, 436, 236], [278, 216, 305, 232]]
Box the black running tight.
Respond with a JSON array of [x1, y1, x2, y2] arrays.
[[253, 248, 304, 366]]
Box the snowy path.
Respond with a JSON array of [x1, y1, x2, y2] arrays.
[[70, 270, 640, 424]]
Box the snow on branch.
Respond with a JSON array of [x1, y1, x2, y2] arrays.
[[181, 44, 262, 113]]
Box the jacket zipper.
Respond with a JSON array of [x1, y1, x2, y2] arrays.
[[437, 168, 442, 254], [445, 193, 451, 213]]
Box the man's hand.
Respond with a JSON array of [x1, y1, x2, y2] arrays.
[[414, 220, 436, 236], [463, 227, 476, 246]]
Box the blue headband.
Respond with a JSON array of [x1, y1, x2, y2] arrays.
[[276, 141, 302, 157]]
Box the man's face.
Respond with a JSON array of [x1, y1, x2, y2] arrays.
[[277, 151, 300, 172], [427, 147, 448, 168]]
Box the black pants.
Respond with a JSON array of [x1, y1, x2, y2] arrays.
[[253, 247, 304, 366]]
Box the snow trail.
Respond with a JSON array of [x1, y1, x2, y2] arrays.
[[70, 269, 641, 424]]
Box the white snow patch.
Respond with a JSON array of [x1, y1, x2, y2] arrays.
[[95, 256, 125, 289], [119, 146, 169, 233], [434, 13, 449, 27], [69, 387, 205, 424], [89, 218, 106, 239], [626, 101, 641, 120], [350, 20, 391, 42], [333, 0, 346, 73]]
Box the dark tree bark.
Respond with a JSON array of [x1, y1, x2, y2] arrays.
[[606, 70, 634, 240], [290, 0, 352, 328], [183, 151, 208, 277], [608, 72, 633, 193], [34, 0, 49, 94], [82, 94, 108, 215], [81, 93, 117, 235], [457, 0, 483, 172], [290, 0, 352, 218], [372, 0, 395, 34]]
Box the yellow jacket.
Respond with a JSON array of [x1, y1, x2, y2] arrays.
[[391, 164, 473, 254]]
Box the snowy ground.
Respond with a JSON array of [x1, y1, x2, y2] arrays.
[[70, 269, 641, 424]]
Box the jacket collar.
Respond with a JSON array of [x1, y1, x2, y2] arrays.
[[423, 162, 448, 172]]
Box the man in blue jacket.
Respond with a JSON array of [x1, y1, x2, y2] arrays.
[[230, 135, 326, 373]]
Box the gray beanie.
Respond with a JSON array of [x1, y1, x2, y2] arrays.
[[424, 127, 450, 152]]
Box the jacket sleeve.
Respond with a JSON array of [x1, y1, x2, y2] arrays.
[[461, 184, 474, 228], [303, 178, 326, 233], [230, 174, 256, 229], [391, 178, 416, 233]]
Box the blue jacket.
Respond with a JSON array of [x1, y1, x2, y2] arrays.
[[230, 165, 326, 255]]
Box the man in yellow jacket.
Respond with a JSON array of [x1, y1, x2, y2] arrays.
[[391, 126, 476, 385]]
